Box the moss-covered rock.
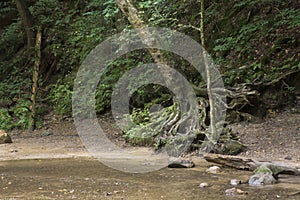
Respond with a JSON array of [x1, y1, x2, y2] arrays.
[[249, 165, 278, 186], [0, 130, 12, 144]]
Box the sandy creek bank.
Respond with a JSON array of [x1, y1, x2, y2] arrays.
[[0, 111, 299, 199]]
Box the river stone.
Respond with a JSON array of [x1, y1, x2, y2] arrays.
[[230, 179, 242, 186], [225, 188, 247, 196], [199, 182, 209, 188], [249, 164, 278, 186], [168, 157, 195, 168], [206, 166, 221, 174], [249, 172, 277, 186], [220, 140, 246, 155], [0, 130, 12, 144]]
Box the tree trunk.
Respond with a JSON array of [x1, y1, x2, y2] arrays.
[[200, 0, 218, 148], [28, 27, 42, 131], [117, 0, 203, 156], [116, 0, 171, 74], [14, 0, 35, 48]]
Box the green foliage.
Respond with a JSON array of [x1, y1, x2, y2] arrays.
[[0, 109, 13, 131], [49, 78, 73, 116], [0, 98, 39, 130], [0, 99, 32, 130], [233, 0, 284, 8], [102, 0, 119, 22], [130, 108, 150, 124], [95, 56, 140, 113], [0, 1, 16, 17], [275, 8, 300, 28], [0, 21, 24, 61], [0, 74, 32, 130], [12, 99, 31, 129], [210, 0, 299, 85], [123, 105, 175, 147], [1, 0, 299, 131]]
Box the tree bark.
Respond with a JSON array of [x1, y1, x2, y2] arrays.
[[28, 27, 42, 131], [200, 0, 218, 147], [116, 0, 170, 73], [117, 0, 203, 156], [14, 0, 35, 48]]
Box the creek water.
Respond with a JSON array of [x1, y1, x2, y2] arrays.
[[0, 158, 299, 199]]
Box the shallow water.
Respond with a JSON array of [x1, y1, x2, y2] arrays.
[[0, 158, 299, 199]]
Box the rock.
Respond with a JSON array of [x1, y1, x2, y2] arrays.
[[168, 157, 195, 168], [206, 166, 221, 174], [249, 172, 277, 186], [41, 131, 53, 137], [225, 188, 247, 196], [249, 164, 278, 186], [219, 140, 246, 155], [199, 182, 209, 188], [230, 179, 242, 186], [0, 130, 12, 144], [284, 156, 292, 160]]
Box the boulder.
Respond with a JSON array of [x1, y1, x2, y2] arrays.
[[249, 172, 277, 186], [217, 140, 246, 155], [249, 165, 277, 186], [0, 130, 12, 144]]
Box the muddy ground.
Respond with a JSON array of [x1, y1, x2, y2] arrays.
[[1, 108, 299, 162], [0, 109, 299, 199]]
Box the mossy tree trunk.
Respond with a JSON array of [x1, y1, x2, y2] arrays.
[[28, 27, 42, 131], [117, 0, 205, 156], [200, 0, 218, 148]]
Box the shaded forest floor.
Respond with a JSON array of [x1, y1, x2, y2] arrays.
[[232, 110, 300, 162], [0, 105, 299, 163]]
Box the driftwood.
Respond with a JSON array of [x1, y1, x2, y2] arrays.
[[203, 153, 300, 176]]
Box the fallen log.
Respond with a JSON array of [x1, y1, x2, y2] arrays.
[[203, 153, 300, 176]]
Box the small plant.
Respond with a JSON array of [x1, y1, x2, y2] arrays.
[[0, 98, 32, 130], [12, 98, 31, 129], [49, 78, 73, 116], [0, 108, 13, 130]]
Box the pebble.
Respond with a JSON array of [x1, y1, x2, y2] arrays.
[[284, 156, 292, 160], [230, 179, 242, 186], [206, 166, 221, 174], [199, 182, 209, 188], [225, 188, 247, 196]]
